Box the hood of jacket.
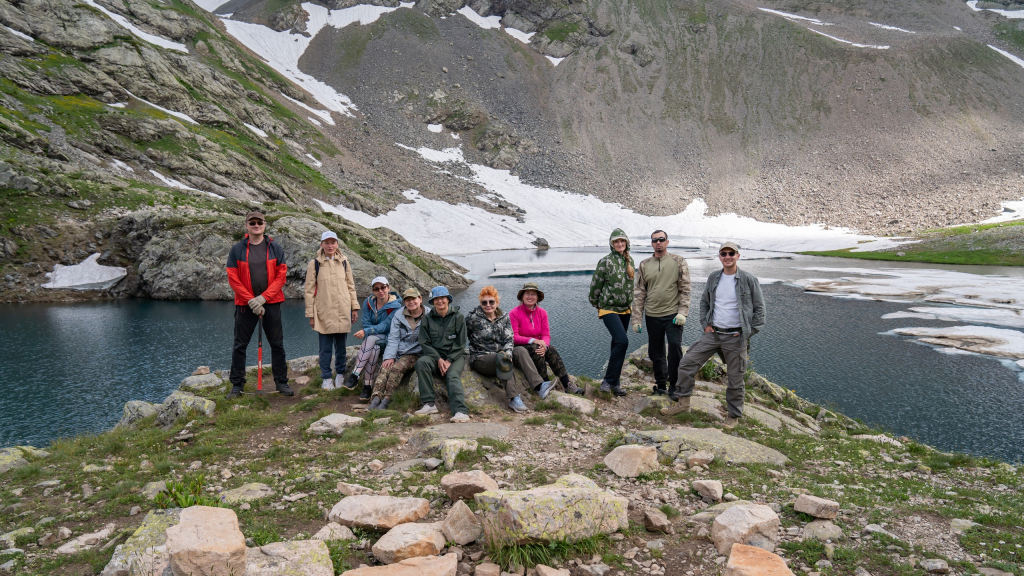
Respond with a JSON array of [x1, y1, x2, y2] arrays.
[[608, 228, 630, 252], [429, 304, 461, 320], [315, 246, 347, 263], [399, 304, 430, 328], [468, 305, 505, 322]]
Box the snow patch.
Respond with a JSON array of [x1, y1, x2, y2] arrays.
[[427, 123, 443, 133], [982, 199, 1024, 223], [243, 122, 268, 137], [504, 27, 535, 43], [110, 159, 134, 172], [305, 153, 322, 167], [106, 102, 127, 108], [546, 55, 565, 65], [758, 7, 832, 25], [809, 28, 890, 49], [193, 0, 231, 12], [2, 24, 33, 41], [150, 170, 223, 198], [306, 116, 323, 127], [953, 25, 962, 31], [967, 0, 1024, 19], [43, 254, 127, 291], [126, 90, 197, 124], [893, 325, 1024, 359], [989, 44, 1024, 69], [82, 0, 188, 52], [456, 5, 501, 29], [869, 22, 916, 33], [282, 94, 334, 126]]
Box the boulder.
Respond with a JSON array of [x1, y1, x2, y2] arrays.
[[372, 522, 446, 564], [643, 508, 673, 534], [623, 429, 789, 466], [550, 392, 595, 415], [57, 523, 116, 554], [474, 475, 628, 545], [686, 450, 716, 467], [692, 480, 724, 503], [439, 439, 477, 470], [165, 506, 246, 576], [329, 496, 430, 531], [920, 559, 949, 574], [180, 373, 225, 394], [337, 482, 375, 496], [100, 509, 181, 576], [604, 445, 659, 478], [711, 504, 781, 555], [0, 447, 30, 474], [340, 554, 457, 576], [0, 528, 33, 549], [245, 540, 333, 576], [441, 500, 482, 545], [220, 483, 274, 504], [308, 413, 364, 435], [157, 391, 215, 426], [794, 494, 840, 519], [440, 470, 498, 501], [536, 566, 571, 576], [116, 401, 158, 429], [288, 355, 320, 374], [312, 523, 355, 541], [723, 543, 794, 576], [475, 563, 501, 576], [803, 520, 844, 541], [142, 481, 168, 500]]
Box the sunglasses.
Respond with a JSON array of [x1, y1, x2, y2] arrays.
[[480, 299, 496, 305], [372, 285, 389, 291], [247, 220, 265, 226], [719, 251, 737, 257], [651, 237, 668, 243]]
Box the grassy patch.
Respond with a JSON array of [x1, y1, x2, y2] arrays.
[[543, 21, 579, 42], [524, 416, 546, 425], [487, 532, 610, 569], [154, 475, 226, 508]]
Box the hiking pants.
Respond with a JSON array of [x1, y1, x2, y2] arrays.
[[471, 353, 526, 401], [230, 303, 287, 387], [371, 354, 418, 401], [318, 332, 347, 381], [415, 356, 468, 416], [676, 330, 749, 417], [646, 314, 683, 391], [353, 335, 383, 386], [601, 313, 631, 387], [512, 344, 568, 389]]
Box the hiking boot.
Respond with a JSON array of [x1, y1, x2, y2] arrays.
[[652, 385, 667, 396], [660, 396, 691, 416], [368, 397, 381, 410], [599, 380, 612, 394], [538, 381, 555, 399], [342, 372, 359, 389], [611, 385, 627, 397], [509, 396, 529, 413], [415, 403, 438, 415], [359, 384, 372, 401], [450, 412, 471, 423], [226, 385, 244, 399], [723, 415, 740, 429], [277, 382, 295, 397], [567, 383, 586, 396], [379, 397, 390, 410]]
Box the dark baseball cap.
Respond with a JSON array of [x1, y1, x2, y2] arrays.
[[245, 211, 265, 222]]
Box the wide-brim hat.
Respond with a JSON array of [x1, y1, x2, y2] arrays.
[[495, 351, 514, 382], [517, 281, 544, 302]]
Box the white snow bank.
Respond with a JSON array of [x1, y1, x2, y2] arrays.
[[316, 144, 906, 256], [504, 28, 535, 43], [989, 44, 1024, 69], [307, 116, 323, 126], [194, 0, 231, 12], [869, 22, 915, 33], [2, 24, 33, 41], [243, 122, 268, 137], [150, 170, 224, 198], [106, 102, 127, 108], [427, 123, 443, 133], [546, 55, 565, 66], [982, 199, 1024, 223], [892, 325, 1024, 359], [794, 267, 1024, 309], [456, 5, 501, 29], [967, 0, 1024, 19], [43, 254, 127, 291], [126, 90, 197, 124], [883, 306, 1024, 329], [305, 153, 322, 167], [758, 7, 832, 25], [110, 158, 134, 172], [83, 0, 187, 52], [809, 28, 889, 49]]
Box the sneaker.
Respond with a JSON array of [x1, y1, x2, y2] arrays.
[[567, 383, 586, 396], [226, 385, 244, 399], [342, 372, 359, 389], [723, 416, 740, 429], [321, 378, 333, 391], [334, 375, 344, 390], [652, 386, 667, 396], [379, 397, 390, 410], [538, 381, 555, 399], [660, 396, 691, 416], [509, 396, 528, 413], [611, 385, 627, 397], [450, 412, 470, 423], [277, 383, 295, 397], [368, 397, 381, 410], [360, 384, 372, 401], [599, 380, 612, 393], [415, 403, 438, 415]]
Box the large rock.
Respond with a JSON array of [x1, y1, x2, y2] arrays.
[[0, 528, 33, 549], [441, 500, 482, 545], [723, 543, 795, 576], [308, 413, 364, 435], [180, 373, 226, 395], [410, 423, 510, 456], [623, 429, 789, 466], [439, 439, 477, 470], [744, 404, 817, 436], [157, 391, 216, 427], [101, 509, 181, 576], [288, 355, 321, 374], [643, 508, 673, 534], [339, 553, 457, 576], [711, 504, 781, 555], [604, 445, 659, 478], [165, 506, 246, 576], [536, 566, 571, 576], [0, 447, 31, 474], [372, 522, 446, 564], [220, 483, 274, 504], [245, 540, 333, 576], [692, 480, 724, 503], [794, 495, 840, 519], [440, 470, 498, 501], [57, 523, 116, 554], [408, 367, 518, 413], [474, 474, 628, 545], [116, 401, 158, 429], [551, 392, 595, 415], [329, 496, 430, 531], [803, 520, 844, 541]]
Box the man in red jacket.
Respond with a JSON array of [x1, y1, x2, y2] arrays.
[[225, 211, 294, 398]]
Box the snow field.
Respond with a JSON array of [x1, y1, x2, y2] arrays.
[[43, 254, 127, 291]]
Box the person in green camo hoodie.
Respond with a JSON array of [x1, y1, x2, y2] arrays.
[[588, 228, 636, 396]]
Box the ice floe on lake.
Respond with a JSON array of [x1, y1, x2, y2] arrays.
[[43, 254, 127, 291], [891, 325, 1024, 359], [83, 0, 187, 53], [883, 307, 1024, 329]]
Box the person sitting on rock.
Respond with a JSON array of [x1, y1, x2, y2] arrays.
[[303, 230, 359, 391], [368, 288, 430, 411], [415, 286, 471, 422], [510, 281, 584, 398], [467, 286, 529, 413], [344, 276, 402, 401]]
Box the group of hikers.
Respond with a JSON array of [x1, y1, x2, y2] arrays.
[[224, 212, 765, 428]]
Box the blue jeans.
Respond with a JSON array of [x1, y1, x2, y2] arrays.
[[601, 313, 631, 387], [318, 333, 347, 380]]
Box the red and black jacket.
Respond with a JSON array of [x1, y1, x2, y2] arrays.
[[226, 234, 288, 305]]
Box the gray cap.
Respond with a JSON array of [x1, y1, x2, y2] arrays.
[[719, 241, 740, 253], [321, 230, 338, 242]]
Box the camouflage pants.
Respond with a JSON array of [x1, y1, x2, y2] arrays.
[[370, 354, 419, 401]]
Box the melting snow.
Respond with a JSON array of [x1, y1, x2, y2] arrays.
[[110, 159, 134, 172], [243, 122, 268, 137], [809, 28, 889, 49], [869, 22, 916, 33], [892, 325, 1024, 359], [43, 254, 127, 291], [306, 116, 323, 126], [546, 55, 565, 66], [967, 0, 1024, 19], [82, 0, 187, 52], [150, 169, 223, 198], [982, 199, 1024, 223], [427, 123, 443, 133], [106, 102, 127, 108], [2, 24, 33, 41], [193, 0, 231, 12], [883, 307, 1024, 329], [305, 153, 322, 167], [989, 44, 1024, 69], [504, 28, 535, 43], [456, 5, 501, 28], [126, 90, 197, 124], [758, 7, 832, 26]]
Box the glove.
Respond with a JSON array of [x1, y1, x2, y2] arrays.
[[248, 295, 266, 312], [632, 323, 642, 334], [673, 314, 687, 326], [251, 302, 265, 316]]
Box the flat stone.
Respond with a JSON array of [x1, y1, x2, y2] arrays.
[[643, 508, 673, 534], [101, 509, 181, 576], [711, 504, 781, 555], [308, 413, 364, 435], [383, 459, 426, 475], [312, 523, 356, 542], [166, 506, 246, 576], [550, 392, 595, 415], [979, 569, 1014, 576], [689, 500, 757, 523], [0, 560, 14, 573], [604, 445, 659, 478], [441, 501, 482, 545], [794, 495, 840, 519], [623, 428, 789, 466], [803, 520, 844, 541], [142, 481, 167, 501], [475, 562, 501, 576], [0, 528, 32, 549], [83, 464, 114, 473], [338, 482, 375, 496], [372, 522, 445, 564], [424, 458, 443, 471], [329, 496, 430, 531], [724, 544, 794, 576], [220, 483, 274, 504], [535, 566, 571, 576], [340, 553, 457, 576], [440, 470, 499, 501], [744, 404, 816, 435], [410, 424, 510, 455], [949, 518, 978, 535], [693, 480, 724, 503], [180, 373, 225, 394], [920, 559, 949, 574], [439, 439, 477, 470], [686, 450, 716, 467], [246, 540, 333, 576], [57, 523, 116, 554]]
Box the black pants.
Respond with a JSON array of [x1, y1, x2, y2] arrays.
[[230, 303, 288, 387], [601, 313, 631, 387], [645, 314, 682, 391]]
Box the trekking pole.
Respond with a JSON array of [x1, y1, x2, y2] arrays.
[[256, 314, 264, 394]]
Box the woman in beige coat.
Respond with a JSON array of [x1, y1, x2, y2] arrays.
[[304, 231, 360, 389]]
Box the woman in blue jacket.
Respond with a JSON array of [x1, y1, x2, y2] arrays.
[[344, 276, 402, 400]]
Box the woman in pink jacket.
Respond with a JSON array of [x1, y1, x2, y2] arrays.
[[509, 282, 585, 398]]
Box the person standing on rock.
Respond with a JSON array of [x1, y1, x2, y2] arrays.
[[662, 242, 764, 429], [467, 286, 529, 413], [303, 230, 359, 391], [225, 211, 294, 398], [368, 288, 430, 411], [415, 286, 471, 422], [589, 228, 635, 397], [344, 277, 401, 401], [632, 230, 691, 397], [510, 281, 584, 398]]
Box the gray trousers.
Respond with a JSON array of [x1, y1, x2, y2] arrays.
[[470, 353, 525, 401], [676, 330, 749, 417]]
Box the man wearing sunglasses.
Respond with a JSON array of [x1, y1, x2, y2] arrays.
[[662, 242, 764, 428], [632, 230, 691, 397], [225, 211, 294, 398]]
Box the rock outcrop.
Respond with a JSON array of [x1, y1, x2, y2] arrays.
[[329, 496, 431, 531]]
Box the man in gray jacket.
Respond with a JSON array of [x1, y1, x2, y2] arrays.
[[662, 242, 765, 428], [368, 288, 429, 410]]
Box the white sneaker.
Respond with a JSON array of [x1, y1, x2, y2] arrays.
[[450, 412, 470, 423], [334, 374, 344, 390], [415, 403, 438, 415], [321, 378, 333, 390]]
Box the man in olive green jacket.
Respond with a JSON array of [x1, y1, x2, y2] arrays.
[[414, 286, 471, 422]]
